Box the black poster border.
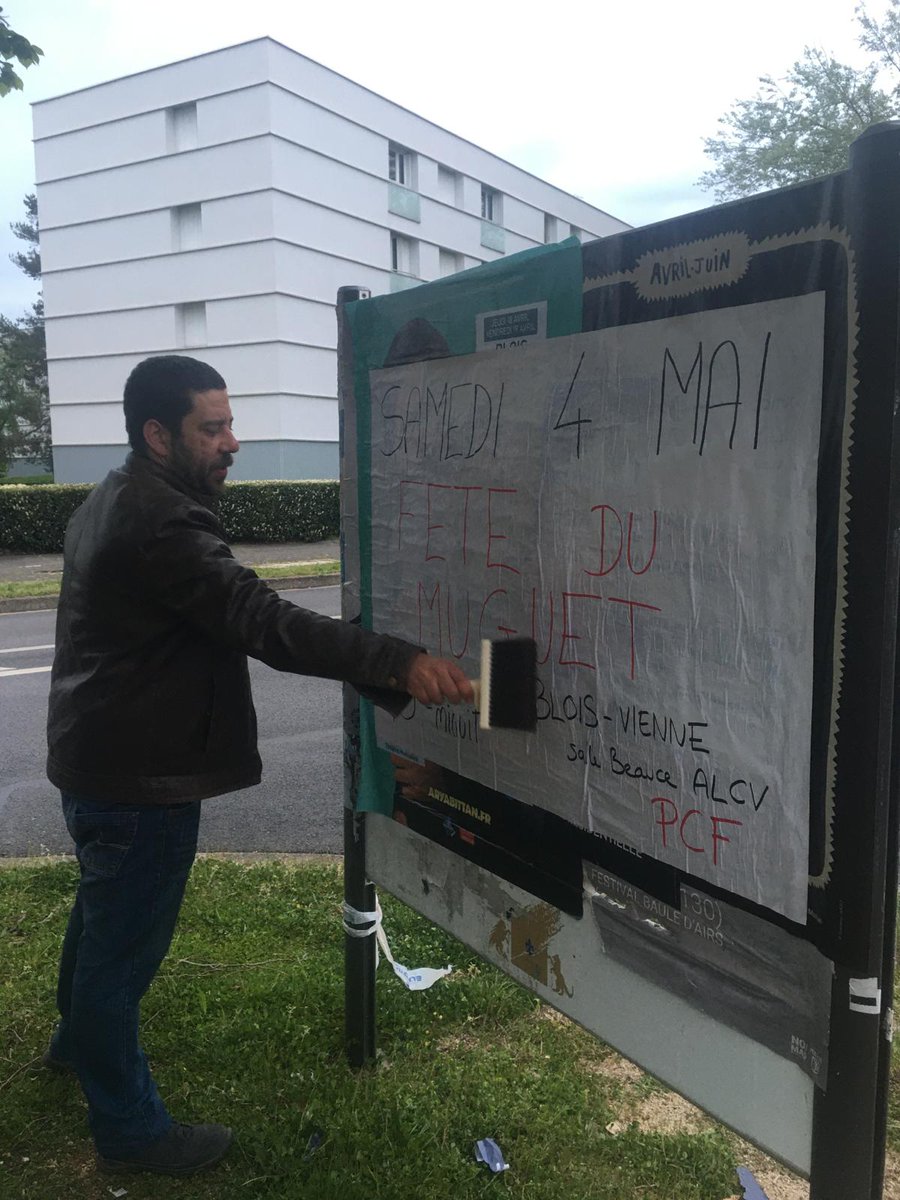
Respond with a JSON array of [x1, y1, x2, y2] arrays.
[[580, 184, 852, 947]]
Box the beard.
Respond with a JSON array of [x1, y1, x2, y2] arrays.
[[169, 437, 233, 497]]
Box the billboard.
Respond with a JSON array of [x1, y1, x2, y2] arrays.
[[340, 122, 900, 1198]]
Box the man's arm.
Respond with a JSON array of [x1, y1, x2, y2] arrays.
[[136, 516, 473, 708]]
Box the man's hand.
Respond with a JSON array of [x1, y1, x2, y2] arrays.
[[405, 653, 474, 706]]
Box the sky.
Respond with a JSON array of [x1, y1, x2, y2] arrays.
[[0, 0, 876, 318]]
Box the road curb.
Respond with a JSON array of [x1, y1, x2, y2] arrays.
[[272, 573, 341, 591], [0, 573, 341, 615], [0, 594, 58, 613]]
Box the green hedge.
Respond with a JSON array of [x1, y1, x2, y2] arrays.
[[0, 480, 340, 553], [0, 484, 92, 553], [219, 481, 340, 543]]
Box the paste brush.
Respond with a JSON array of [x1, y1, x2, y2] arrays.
[[471, 637, 537, 732]]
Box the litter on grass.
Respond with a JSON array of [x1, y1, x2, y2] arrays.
[[737, 1166, 769, 1200], [474, 1138, 509, 1173], [303, 1129, 324, 1160]]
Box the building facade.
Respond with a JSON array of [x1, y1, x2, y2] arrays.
[[33, 39, 630, 483]]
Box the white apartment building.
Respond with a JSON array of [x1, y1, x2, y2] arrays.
[[33, 38, 630, 483]]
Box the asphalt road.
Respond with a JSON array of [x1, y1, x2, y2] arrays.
[[0, 586, 346, 859]]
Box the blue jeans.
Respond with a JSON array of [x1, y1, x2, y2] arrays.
[[50, 793, 201, 1156]]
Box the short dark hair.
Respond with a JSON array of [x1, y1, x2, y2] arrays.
[[123, 355, 227, 454]]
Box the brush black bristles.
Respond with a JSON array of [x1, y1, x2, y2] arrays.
[[479, 637, 537, 732]]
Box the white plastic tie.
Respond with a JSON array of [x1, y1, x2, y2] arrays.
[[342, 896, 452, 991], [342, 901, 381, 938]]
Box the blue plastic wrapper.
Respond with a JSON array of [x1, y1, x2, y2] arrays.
[[474, 1138, 509, 1174]]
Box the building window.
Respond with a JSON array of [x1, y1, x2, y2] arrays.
[[390, 233, 417, 276], [438, 164, 462, 207], [167, 102, 198, 153], [544, 214, 557, 243], [176, 301, 207, 348], [389, 142, 416, 189], [481, 185, 501, 224], [439, 248, 463, 277], [171, 203, 202, 251]]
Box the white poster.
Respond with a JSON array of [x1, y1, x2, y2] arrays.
[[369, 293, 825, 923]]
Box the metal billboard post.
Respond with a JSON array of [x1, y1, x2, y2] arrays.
[[337, 285, 377, 1069], [808, 121, 900, 1199]]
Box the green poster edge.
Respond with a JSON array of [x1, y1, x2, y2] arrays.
[[347, 238, 584, 814]]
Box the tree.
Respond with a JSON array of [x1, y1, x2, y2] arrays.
[[0, 307, 49, 472], [10, 192, 39, 279], [698, 3, 900, 201], [0, 194, 50, 473], [0, 6, 42, 97]]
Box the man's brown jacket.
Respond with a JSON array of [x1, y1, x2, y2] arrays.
[[47, 453, 420, 804]]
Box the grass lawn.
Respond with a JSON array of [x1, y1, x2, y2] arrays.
[[249, 560, 339, 579], [0, 561, 339, 602], [0, 580, 62, 599], [0, 858, 892, 1199]]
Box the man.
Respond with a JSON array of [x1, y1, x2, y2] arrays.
[[44, 355, 473, 1177]]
